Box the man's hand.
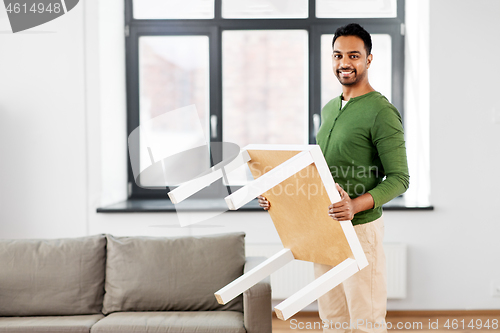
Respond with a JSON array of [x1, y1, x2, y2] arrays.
[[328, 183, 375, 221], [328, 183, 355, 221], [258, 195, 270, 210]]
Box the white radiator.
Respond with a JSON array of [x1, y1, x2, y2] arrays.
[[384, 243, 407, 299], [246, 243, 407, 300]]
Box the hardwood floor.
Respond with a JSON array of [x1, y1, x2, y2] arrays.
[[273, 311, 500, 333]]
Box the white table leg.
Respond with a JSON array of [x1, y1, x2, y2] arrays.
[[215, 248, 294, 304], [274, 258, 359, 321]]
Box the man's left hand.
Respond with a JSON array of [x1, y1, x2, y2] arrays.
[[328, 183, 355, 221]]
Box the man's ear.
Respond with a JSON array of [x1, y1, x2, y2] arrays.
[[367, 54, 373, 68]]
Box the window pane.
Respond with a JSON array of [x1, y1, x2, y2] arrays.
[[138, 36, 210, 187], [133, 0, 214, 19], [223, 30, 308, 146], [316, 0, 397, 18], [223, 30, 308, 184], [321, 34, 392, 109], [222, 0, 308, 19]]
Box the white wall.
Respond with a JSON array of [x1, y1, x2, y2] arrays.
[[389, 0, 500, 310], [0, 0, 499, 310], [396, 0, 500, 310], [0, 2, 87, 238]]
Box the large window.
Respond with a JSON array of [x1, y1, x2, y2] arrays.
[[125, 0, 405, 199]]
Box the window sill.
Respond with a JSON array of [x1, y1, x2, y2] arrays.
[[97, 196, 433, 213], [96, 198, 262, 213]]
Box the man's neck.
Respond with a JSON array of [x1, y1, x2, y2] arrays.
[[342, 82, 375, 101]]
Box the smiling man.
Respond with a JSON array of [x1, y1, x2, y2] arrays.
[[314, 23, 409, 333], [259, 23, 409, 333]]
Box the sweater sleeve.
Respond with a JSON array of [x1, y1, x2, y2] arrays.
[[367, 107, 410, 208]]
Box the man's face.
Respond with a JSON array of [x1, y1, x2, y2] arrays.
[[332, 35, 372, 86]]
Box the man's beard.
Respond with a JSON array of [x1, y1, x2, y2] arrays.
[[339, 77, 357, 86]]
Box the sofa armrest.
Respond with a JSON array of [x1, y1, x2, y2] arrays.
[[243, 256, 272, 333]]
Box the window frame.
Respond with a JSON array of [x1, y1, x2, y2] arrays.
[[124, 0, 405, 199]]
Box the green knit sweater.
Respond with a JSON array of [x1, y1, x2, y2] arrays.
[[316, 91, 410, 225]]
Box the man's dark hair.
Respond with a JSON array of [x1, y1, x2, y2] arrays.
[[332, 23, 372, 56]]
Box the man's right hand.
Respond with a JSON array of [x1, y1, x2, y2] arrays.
[[257, 195, 270, 210]]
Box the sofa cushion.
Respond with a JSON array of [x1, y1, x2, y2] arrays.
[[0, 235, 106, 316], [90, 312, 245, 333], [102, 233, 245, 314], [0, 314, 104, 333]]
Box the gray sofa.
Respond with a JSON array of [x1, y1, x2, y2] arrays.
[[0, 233, 271, 333]]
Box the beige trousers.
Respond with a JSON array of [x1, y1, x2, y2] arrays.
[[314, 216, 387, 333]]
